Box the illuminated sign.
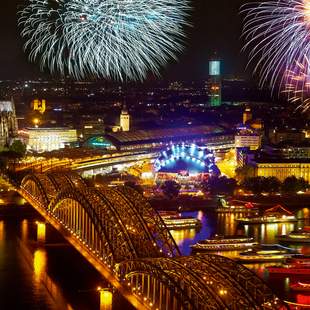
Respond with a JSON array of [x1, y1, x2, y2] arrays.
[[209, 61, 220, 76]]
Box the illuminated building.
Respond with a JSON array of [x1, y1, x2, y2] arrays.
[[243, 106, 252, 124], [235, 127, 262, 150], [255, 159, 310, 183], [264, 143, 310, 159], [31, 99, 46, 114], [81, 120, 104, 139], [84, 136, 115, 150], [154, 144, 220, 183], [236, 147, 251, 167], [120, 106, 130, 132], [168, 81, 183, 91], [208, 57, 222, 107], [269, 128, 306, 145], [304, 129, 310, 138], [242, 106, 264, 130], [19, 127, 77, 152], [90, 125, 234, 151], [280, 146, 310, 159], [0, 99, 18, 147]]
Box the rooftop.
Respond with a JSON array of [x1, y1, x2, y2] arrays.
[[255, 158, 310, 164], [105, 125, 226, 145], [23, 127, 75, 131]]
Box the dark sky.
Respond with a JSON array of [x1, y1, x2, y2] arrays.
[[0, 0, 251, 81]]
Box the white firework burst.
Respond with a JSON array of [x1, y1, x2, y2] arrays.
[[19, 0, 190, 81]]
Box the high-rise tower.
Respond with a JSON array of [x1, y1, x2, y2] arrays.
[[120, 106, 130, 132], [208, 56, 222, 107]]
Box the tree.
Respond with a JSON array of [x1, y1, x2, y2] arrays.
[[201, 176, 237, 195], [241, 176, 266, 195], [282, 176, 309, 193], [0, 156, 7, 171], [265, 177, 281, 193], [235, 165, 255, 182], [297, 178, 309, 192], [124, 181, 144, 194], [161, 180, 181, 199], [9, 140, 26, 158]]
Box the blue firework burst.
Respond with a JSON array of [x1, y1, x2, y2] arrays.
[[19, 0, 190, 81]]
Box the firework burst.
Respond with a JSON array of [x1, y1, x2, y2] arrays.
[[242, 0, 310, 96], [19, 0, 190, 81], [284, 55, 310, 111]]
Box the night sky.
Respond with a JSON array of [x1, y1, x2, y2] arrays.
[[0, 0, 253, 81]]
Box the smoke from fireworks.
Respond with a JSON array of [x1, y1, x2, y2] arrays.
[[19, 0, 190, 81], [242, 0, 310, 110]]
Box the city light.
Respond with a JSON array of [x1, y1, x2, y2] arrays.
[[154, 143, 218, 173], [1, 2, 309, 309]]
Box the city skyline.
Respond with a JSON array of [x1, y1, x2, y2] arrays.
[[0, 1, 309, 309]]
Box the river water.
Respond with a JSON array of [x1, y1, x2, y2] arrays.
[[171, 208, 310, 306], [0, 191, 309, 309], [0, 198, 134, 310]]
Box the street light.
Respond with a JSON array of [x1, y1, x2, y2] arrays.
[[33, 118, 40, 128]]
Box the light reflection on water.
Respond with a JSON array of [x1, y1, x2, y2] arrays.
[[0, 216, 134, 310], [33, 248, 47, 282], [174, 208, 310, 304], [176, 209, 309, 254], [170, 229, 196, 247], [0, 221, 4, 244], [248, 222, 296, 244]]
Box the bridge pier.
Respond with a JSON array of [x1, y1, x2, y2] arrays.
[[36, 221, 46, 243], [98, 288, 112, 310], [19, 172, 286, 310]]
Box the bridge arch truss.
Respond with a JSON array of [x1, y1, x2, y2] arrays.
[[117, 255, 284, 310], [20, 172, 285, 310], [21, 172, 86, 206], [48, 186, 179, 267]]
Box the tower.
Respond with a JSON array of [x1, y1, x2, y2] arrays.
[[0, 99, 18, 147], [208, 56, 222, 107], [31, 99, 46, 114], [243, 106, 252, 125], [120, 106, 130, 132]]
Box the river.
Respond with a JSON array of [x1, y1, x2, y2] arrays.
[[171, 208, 310, 306], [0, 191, 309, 309]]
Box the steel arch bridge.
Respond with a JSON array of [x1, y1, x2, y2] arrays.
[[116, 255, 283, 310], [19, 172, 286, 310]]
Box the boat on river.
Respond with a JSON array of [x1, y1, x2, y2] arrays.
[[290, 282, 310, 292], [159, 211, 202, 230], [191, 235, 257, 252], [235, 244, 298, 263], [236, 205, 297, 224], [278, 227, 310, 244], [267, 255, 310, 275]]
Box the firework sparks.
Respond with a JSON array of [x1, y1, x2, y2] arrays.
[[241, 0, 310, 96], [19, 0, 190, 81], [284, 55, 310, 111]]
